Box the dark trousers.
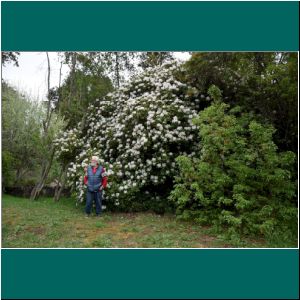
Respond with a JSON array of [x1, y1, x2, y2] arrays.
[[85, 191, 102, 215]]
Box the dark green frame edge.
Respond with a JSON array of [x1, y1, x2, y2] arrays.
[[1, 1, 299, 51], [1, 249, 299, 299]]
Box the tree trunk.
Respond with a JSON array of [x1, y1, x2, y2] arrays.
[[14, 168, 28, 185], [15, 168, 21, 184], [69, 52, 77, 105], [115, 52, 120, 88], [30, 146, 56, 200], [57, 60, 63, 113], [30, 52, 55, 200], [58, 61, 63, 89], [53, 166, 67, 201]]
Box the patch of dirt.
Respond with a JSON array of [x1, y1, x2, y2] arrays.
[[2, 209, 22, 225], [246, 237, 266, 247], [111, 212, 139, 220], [120, 240, 140, 247], [26, 226, 46, 235], [190, 243, 206, 248], [77, 220, 137, 245], [64, 215, 221, 248], [222, 243, 233, 248], [187, 234, 218, 248], [74, 224, 86, 230], [200, 234, 216, 243], [3, 220, 14, 226]]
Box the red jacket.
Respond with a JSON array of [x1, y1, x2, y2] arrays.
[[84, 166, 108, 190]]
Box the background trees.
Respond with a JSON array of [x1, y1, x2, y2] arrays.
[[53, 52, 114, 128], [184, 52, 298, 153], [1, 82, 64, 190], [138, 52, 174, 69]]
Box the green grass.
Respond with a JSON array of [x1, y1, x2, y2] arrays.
[[2, 194, 269, 248]]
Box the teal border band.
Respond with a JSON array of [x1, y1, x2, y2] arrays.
[[1, 249, 299, 299], [1, 1, 299, 51]]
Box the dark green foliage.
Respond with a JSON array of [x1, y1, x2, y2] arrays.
[[55, 70, 113, 128], [184, 52, 298, 153], [170, 86, 297, 245], [50, 52, 115, 129], [2, 150, 15, 188], [109, 182, 176, 214]]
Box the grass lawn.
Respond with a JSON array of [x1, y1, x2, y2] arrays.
[[2, 194, 268, 248]]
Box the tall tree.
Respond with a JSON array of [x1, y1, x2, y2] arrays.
[[30, 53, 57, 200], [100, 52, 137, 88], [54, 52, 113, 128]]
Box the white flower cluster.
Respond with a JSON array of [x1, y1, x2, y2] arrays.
[[54, 62, 201, 206]]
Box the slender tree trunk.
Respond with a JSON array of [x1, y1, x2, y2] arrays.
[[53, 167, 64, 201], [53, 166, 67, 201], [15, 168, 21, 184], [46, 53, 51, 115], [80, 114, 87, 131], [115, 52, 120, 88], [58, 61, 63, 89], [30, 146, 56, 200], [14, 168, 28, 185], [30, 52, 55, 200], [57, 60, 63, 113], [43, 52, 52, 129], [69, 52, 77, 105]]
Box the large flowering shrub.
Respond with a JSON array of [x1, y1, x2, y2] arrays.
[[54, 62, 204, 211]]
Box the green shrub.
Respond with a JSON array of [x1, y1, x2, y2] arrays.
[[170, 85, 297, 244]]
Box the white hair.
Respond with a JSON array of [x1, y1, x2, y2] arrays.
[[91, 155, 99, 163]]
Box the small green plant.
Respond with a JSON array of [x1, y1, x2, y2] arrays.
[[95, 221, 106, 228], [91, 234, 113, 247]]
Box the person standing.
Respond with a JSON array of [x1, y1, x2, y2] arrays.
[[83, 156, 108, 217]]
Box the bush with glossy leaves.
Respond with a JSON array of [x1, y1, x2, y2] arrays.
[[169, 86, 297, 245]]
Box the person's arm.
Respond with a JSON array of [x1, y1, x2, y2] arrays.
[[101, 167, 108, 190], [84, 167, 88, 185]]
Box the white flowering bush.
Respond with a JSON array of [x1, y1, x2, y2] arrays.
[[54, 62, 204, 212]]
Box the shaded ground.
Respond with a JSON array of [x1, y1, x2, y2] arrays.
[[1, 194, 267, 248]]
